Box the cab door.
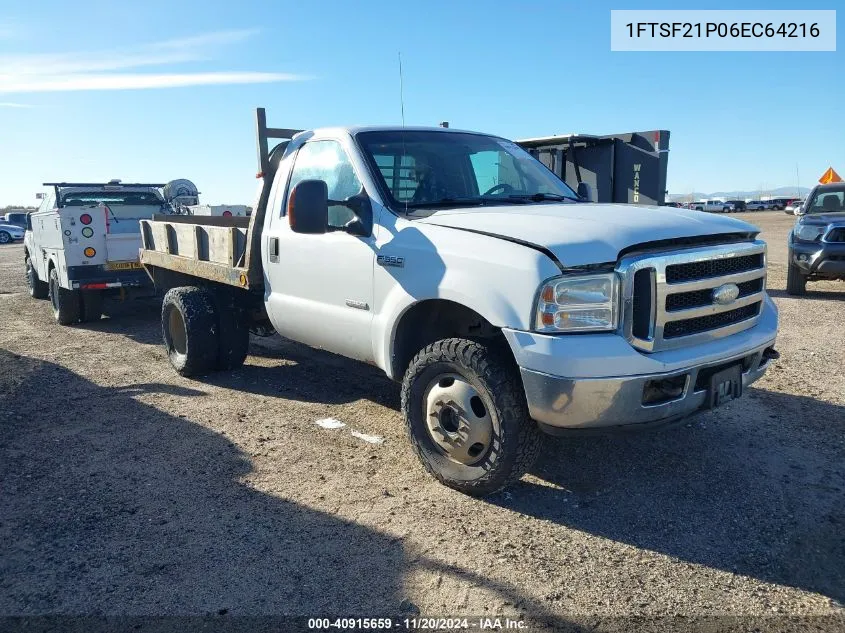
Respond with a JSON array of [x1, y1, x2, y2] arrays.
[[263, 138, 378, 362]]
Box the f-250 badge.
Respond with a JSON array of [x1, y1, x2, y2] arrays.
[[377, 254, 405, 268]]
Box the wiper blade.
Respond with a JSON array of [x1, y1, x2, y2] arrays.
[[507, 193, 581, 202], [405, 197, 490, 209]]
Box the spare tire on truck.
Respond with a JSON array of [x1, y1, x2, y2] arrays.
[[161, 286, 219, 377]]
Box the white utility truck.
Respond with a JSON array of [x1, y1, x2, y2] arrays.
[[24, 180, 194, 324], [139, 108, 779, 495]]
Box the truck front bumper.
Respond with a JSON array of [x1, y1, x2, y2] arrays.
[[520, 343, 775, 433], [791, 242, 845, 278], [503, 295, 778, 432]]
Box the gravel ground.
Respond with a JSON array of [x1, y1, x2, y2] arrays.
[[0, 211, 843, 629]]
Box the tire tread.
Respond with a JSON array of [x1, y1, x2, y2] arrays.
[[161, 286, 219, 377]]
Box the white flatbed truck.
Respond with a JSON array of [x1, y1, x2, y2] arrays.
[[139, 108, 779, 495]]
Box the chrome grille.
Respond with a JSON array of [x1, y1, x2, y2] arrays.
[[618, 241, 767, 352], [664, 302, 761, 339], [665, 253, 764, 283], [666, 277, 763, 311]]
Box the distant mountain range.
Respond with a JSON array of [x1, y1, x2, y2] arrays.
[[668, 186, 809, 202]]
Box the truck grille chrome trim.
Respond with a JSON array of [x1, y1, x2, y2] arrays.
[[617, 240, 767, 352]]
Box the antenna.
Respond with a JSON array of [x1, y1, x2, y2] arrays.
[[399, 52, 408, 214], [398, 52, 405, 128]]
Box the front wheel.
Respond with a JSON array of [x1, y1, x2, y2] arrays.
[[0, 231, 11, 244], [401, 338, 542, 496], [786, 261, 807, 296]]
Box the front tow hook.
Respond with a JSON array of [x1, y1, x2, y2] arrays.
[[762, 347, 780, 361]]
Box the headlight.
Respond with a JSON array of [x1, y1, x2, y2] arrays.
[[535, 273, 619, 332], [794, 225, 826, 242]]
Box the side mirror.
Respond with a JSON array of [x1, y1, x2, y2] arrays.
[[794, 205, 805, 216], [35, 193, 45, 200], [289, 180, 328, 234], [577, 182, 593, 202], [26, 213, 33, 231]]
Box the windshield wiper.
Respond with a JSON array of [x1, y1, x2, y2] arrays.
[[405, 197, 491, 210], [507, 193, 581, 203], [405, 194, 567, 212]]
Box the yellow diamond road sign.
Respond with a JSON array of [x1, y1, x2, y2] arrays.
[[819, 167, 843, 184]]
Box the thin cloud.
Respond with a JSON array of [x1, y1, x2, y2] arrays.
[[0, 29, 309, 94], [150, 29, 259, 51], [0, 72, 303, 93], [0, 51, 203, 76], [0, 102, 35, 108], [0, 29, 258, 76]]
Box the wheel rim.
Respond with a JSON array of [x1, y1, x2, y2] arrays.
[[422, 373, 493, 466], [167, 306, 188, 355], [0, 232, 9, 244]]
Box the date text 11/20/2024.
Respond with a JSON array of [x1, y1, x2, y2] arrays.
[[307, 617, 527, 630]]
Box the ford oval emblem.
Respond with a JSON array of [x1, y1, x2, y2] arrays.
[[712, 283, 740, 305]]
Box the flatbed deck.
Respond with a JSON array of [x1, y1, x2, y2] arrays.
[[139, 214, 256, 288]]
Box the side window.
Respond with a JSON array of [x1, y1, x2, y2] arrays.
[[811, 191, 844, 212], [287, 140, 362, 228]]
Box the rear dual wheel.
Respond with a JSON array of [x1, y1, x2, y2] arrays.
[[80, 291, 104, 322], [49, 268, 82, 325], [161, 286, 249, 377]]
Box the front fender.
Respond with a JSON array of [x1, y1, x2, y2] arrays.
[[370, 220, 560, 377]]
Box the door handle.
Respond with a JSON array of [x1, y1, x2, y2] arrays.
[[269, 236, 279, 263]]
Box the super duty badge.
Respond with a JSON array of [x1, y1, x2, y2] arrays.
[[377, 254, 405, 268]]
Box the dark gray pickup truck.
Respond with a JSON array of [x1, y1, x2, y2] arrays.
[[788, 183, 845, 294]]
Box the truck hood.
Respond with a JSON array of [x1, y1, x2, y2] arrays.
[[417, 203, 758, 267], [798, 212, 845, 225]]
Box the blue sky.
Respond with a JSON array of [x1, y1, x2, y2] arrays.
[[0, 0, 842, 206]]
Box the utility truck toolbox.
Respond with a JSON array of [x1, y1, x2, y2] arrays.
[[140, 107, 778, 496]]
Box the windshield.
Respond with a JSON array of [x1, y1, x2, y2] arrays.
[[805, 186, 845, 214], [355, 130, 578, 213]]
